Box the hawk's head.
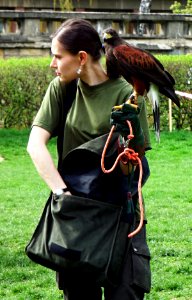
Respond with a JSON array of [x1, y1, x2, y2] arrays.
[[103, 28, 120, 45]]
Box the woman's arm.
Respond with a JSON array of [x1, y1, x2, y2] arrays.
[[27, 126, 67, 193]]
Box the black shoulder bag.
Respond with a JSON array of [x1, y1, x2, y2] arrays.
[[25, 80, 132, 286]]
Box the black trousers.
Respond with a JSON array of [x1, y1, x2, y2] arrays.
[[58, 225, 151, 300]]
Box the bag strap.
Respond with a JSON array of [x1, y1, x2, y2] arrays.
[[57, 79, 77, 173]]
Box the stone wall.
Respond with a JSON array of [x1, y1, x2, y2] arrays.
[[0, 11, 192, 58]]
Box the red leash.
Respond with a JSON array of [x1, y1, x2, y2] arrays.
[[101, 120, 144, 238]]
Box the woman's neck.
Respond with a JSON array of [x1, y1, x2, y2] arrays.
[[80, 58, 109, 86]]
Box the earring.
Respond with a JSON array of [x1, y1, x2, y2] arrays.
[[76, 66, 82, 75]]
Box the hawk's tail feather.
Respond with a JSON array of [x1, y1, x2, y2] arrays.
[[147, 83, 160, 142], [153, 104, 160, 143]]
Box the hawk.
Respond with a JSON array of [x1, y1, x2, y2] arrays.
[[103, 28, 180, 141]]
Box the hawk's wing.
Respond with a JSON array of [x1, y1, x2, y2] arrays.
[[113, 44, 175, 88]]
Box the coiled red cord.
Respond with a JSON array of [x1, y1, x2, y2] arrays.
[[101, 121, 143, 238]]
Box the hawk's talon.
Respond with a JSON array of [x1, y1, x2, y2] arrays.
[[113, 93, 138, 111], [125, 96, 138, 109], [113, 104, 123, 110]]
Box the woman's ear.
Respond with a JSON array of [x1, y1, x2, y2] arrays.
[[78, 51, 87, 66]]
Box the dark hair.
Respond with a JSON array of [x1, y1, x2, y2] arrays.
[[52, 19, 103, 61]]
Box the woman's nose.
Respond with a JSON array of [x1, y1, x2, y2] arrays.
[[50, 57, 57, 68]]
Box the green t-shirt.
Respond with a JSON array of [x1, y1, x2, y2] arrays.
[[33, 76, 151, 220], [33, 76, 151, 159]]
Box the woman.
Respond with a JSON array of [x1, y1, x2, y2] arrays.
[[27, 18, 151, 300]]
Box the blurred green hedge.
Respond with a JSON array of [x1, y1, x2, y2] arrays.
[[0, 57, 53, 128], [0, 55, 192, 130], [155, 55, 192, 131]]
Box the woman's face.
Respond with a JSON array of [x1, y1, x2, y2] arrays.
[[50, 37, 80, 83]]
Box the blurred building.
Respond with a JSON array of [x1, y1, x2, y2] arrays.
[[0, 0, 187, 13], [0, 0, 191, 58]]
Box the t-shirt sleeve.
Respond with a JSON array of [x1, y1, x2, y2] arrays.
[[33, 77, 65, 136]]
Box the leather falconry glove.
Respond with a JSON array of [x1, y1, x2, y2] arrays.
[[110, 103, 145, 157]]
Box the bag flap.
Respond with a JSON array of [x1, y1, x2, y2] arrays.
[[60, 133, 126, 204], [63, 132, 119, 168]]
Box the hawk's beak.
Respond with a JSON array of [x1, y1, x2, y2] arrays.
[[103, 32, 112, 40]]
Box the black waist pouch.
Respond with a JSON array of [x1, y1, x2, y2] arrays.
[[25, 134, 132, 286], [25, 193, 130, 286]]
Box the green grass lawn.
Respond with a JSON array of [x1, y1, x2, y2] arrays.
[[0, 129, 191, 300]]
